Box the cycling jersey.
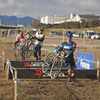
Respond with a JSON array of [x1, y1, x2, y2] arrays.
[[61, 41, 76, 56], [61, 41, 76, 69], [17, 36, 26, 42], [35, 32, 45, 47], [16, 34, 20, 41], [14, 36, 26, 49]]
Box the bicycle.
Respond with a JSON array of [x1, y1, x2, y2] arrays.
[[42, 46, 74, 79], [14, 42, 26, 60], [24, 32, 35, 58], [14, 32, 35, 60], [50, 50, 73, 79], [42, 46, 61, 73]]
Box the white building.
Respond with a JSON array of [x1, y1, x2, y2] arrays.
[[41, 15, 68, 24], [40, 13, 82, 24], [70, 13, 82, 22]]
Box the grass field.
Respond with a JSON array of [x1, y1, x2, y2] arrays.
[[0, 28, 100, 100]]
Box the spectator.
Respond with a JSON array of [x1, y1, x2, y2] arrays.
[[2, 31, 5, 37]]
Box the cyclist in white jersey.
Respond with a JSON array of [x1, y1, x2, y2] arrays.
[[34, 26, 45, 61]]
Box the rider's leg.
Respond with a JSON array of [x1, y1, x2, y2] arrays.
[[34, 45, 38, 60], [22, 51, 25, 60], [68, 67, 71, 82], [38, 45, 41, 60], [71, 60, 77, 73]]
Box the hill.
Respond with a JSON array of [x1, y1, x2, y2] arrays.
[[0, 15, 36, 26]]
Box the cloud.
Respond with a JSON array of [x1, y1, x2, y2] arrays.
[[0, 0, 100, 18], [0, 0, 14, 8], [7, 0, 14, 5]]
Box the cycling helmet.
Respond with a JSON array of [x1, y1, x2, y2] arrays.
[[39, 26, 44, 32], [66, 31, 73, 37], [20, 32, 23, 35]]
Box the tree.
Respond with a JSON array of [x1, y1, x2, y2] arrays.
[[31, 20, 40, 28], [88, 20, 100, 28], [80, 20, 88, 28], [70, 22, 80, 28]]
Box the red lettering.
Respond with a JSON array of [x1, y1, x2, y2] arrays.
[[34, 70, 43, 76], [23, 62, 30, 67]]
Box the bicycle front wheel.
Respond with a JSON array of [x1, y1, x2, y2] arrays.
[[22, 51, 25, 60], [42, 52, 54, 73], [26, 43, 34, 58], [15, 48, 21, 60], [50, 55, 63, 79]]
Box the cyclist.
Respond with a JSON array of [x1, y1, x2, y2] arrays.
[[16, 30, 21, 41], [58, 31, 76, 85], [14, 32, 26, 60], [34, 26, 45, 61]]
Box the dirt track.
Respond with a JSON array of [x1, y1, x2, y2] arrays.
[[0, 72, 100, 100], [0, 34, 100, 100]]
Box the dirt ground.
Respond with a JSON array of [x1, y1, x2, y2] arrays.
[[0, 31, 100, 100]]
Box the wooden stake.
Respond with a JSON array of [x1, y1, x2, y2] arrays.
[[2, 55, 5, 70], [14, 70, 17, 100], [97, 61, 100, 82], [6, 63, 10, 80]]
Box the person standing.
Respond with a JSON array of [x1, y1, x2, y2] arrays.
[[2, 31, 5, 37], [34, 26, 45, 61]]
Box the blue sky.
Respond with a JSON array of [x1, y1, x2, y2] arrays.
[[0, 0, 100, 18]]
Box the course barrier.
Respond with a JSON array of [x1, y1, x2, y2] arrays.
[[4, 59, 100, 100], [5, 60, 100, 80]]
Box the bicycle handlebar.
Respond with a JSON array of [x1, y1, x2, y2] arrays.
[[25, 32, 36, 41], [24, 32, 34, 38]]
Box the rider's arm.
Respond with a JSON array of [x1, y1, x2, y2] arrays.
[[35, 35, 45, 42], [14, 40, 20, 46], [35, 37, 44, 42], [55, 46, 63, 53], [72, 42, 76, 52]]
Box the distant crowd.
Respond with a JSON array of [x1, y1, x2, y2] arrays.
[[1, 30, 8, 37], [0, 29, 19, 37]]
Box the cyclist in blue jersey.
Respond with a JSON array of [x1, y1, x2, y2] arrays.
[[58, 31, 76, 85]]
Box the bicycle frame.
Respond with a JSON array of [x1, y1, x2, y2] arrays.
[[14, 42, 25, 60], [24, 33, 35, 58], [42, 46, 61, 73], [50, 50, 71, 79]]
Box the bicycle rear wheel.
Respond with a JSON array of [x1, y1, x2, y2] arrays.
[[50, 55, 63, 79], [42, 52, 54, 73], [26, 43, 34, 58]]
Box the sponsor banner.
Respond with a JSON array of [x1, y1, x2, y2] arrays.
[[9, 69, 97, 79], [77, 52, 94, 69], [43, 70, 69, 78], [10, 61, 44, 68], [43, 71, 74, 78], [16, 69, 73, 79], [9, 61, 74, 79]]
